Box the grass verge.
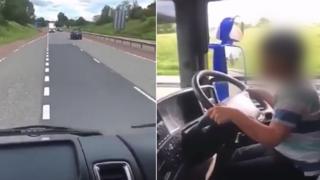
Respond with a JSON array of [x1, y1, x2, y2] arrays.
[[81, 17, 155, 41], [0, 21, 38, 45], [157, 26, 320, 76]]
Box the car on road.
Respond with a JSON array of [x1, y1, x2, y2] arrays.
[[48, 22, 56, 33], [57, 27, 63, 32], [70, 28, 82, 40], [49, 28, 55, 33]]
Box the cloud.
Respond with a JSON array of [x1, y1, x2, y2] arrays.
[[31, 0, 53, 7], [157, 1, 175, 17], [31, 0, 154, 21]]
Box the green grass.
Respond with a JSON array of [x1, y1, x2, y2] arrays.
[[0, 21, 37, 45], [157, 26, 320, 75], [81, 17, 155, 41], [157, 33, 179, 75]]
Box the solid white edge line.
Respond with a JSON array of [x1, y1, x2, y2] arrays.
[[45, 67, 49, 73], [124, 51, 154, 62], [13, 49, 19, 53], [24, 33, 47, 46], [93, 58, 100, 63], [44, 87, 50, 96], [42, 104, 50, 120], [83, 37, 155, 63], [44, 75, 50, 82], [133, 86, 156, 103]]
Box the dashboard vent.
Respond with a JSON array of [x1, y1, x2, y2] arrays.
[[93, 161, 133, 180]]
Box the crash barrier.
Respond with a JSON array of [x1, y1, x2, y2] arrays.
[[82, 32, 155, 52]]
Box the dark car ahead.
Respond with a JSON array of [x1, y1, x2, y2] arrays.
[[70, 29, 82, 40]]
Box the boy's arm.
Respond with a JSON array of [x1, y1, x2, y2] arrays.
[[229, 109, 291, 147], [208, 107, 292, 147]]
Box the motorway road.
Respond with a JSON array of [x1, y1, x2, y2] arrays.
[[0, 32, 155, 135]]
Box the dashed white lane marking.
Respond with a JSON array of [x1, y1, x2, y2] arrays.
[[80, 48, 83, 51], [41, 137, 50, 141], [133, 86, 156, 103], [92, 57, 101, 64], [44, 87, 50, 96], [42, 105, 50, 120], [42, 34, 50, 121], [0, 57, 6, 62], [44, 75, 50, 82], [13, 48, 19, 53]]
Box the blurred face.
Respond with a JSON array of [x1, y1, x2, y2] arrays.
[[260, 54, 292, 82]]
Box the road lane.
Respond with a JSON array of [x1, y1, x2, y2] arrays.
[[41, 32, 155, 135], [0, 35, 46, 128], [58, 32, 155, 97], [0, 32, 155, 135]]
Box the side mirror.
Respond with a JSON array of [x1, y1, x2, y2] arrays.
[[216, 16, 244, 44]]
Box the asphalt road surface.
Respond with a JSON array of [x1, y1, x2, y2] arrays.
[[0, 32, 155, 135]]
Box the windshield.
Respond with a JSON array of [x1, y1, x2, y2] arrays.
[[208, 0, 320, 77], [0, 0, 156, 135], [157, 0, 320, 98]]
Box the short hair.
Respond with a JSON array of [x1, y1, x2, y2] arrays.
[[261, 30, 304, 68]]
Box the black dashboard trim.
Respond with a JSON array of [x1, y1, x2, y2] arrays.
[[117, 135, 147, 180]]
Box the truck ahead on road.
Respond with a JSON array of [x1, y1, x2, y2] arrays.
[[48, 22, 56, 33]]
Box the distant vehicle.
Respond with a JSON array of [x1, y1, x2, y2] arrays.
[[49, 28, 55, 33], [56, 28, 63, 32], [48, 22, 56, 33], [70, 28, 82, 40]]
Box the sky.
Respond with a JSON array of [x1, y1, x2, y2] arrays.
[[30, 0, 154, 21], [158, 0, 320, 27]]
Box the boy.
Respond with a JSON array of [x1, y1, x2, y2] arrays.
[[209, 30, 320, 180]]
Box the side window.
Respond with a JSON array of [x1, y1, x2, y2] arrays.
[[207, 1, 258, 76], [157, 1, 180, 98], [207, 0, 320, 77]]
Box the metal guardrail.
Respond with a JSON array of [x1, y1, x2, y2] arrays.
[[82, 32, 156, 52]]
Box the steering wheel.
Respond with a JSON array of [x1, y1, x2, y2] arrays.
[[191, 70, 247, 109], [192, 70, 274, 120], [181, 70, 273, 164]]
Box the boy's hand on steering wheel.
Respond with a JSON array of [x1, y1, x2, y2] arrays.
[[207, 106, 239, 125]]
